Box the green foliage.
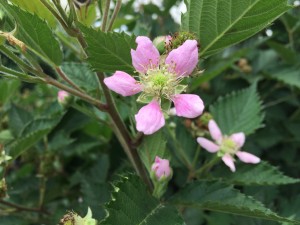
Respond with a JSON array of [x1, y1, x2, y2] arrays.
[[8, 104, 32, 137], [0, 1, 62, 65], [101, 174, 185, 225], [0, 79, 20, 104], [79, 24, 136, 73], [210, 84, 265, 135], [7, 117, 61, 158], [182, 0, 291, 57], [138, 131, 169, 173], [213, 161, 300, 186], [267, 67, 300, 89], [61, 62, 100, 92], [8, 0, 56, 27], [171, 180, 300, 224]]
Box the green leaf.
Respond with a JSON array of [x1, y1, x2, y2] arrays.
[[101, 174, 185, 225], [8, 104, 32, 137], [171, 180, 300, 224], [210, 84, 264, 135], [0, 1, 63, 65], [9, 0, 57, 27], [7, 117, 61, 158], [213, 161, 300, 186], [0, 79, 20, 104], [267, 41, 298, 64], [182, 0, 291, 57], [61, 62, 100, 92], [78, 24, 136, 73], [138, 131, 169, 173], [267, 67, 300, 89]]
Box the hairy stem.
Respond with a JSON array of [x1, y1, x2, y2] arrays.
[[101, 0, 111, 32], [107, 0, 122, 31]]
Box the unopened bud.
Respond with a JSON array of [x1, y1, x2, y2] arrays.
[[153, 35, 172, 54], [151, 156, 172, 180], [57, 90, 71, 106]]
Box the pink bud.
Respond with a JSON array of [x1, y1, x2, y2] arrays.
[[172, 94, 204, 118], [57, 90, 69, 103], [104, 71, 142, 96], [165, 40, 198, 77], [151, 156, 171, 180], [135, 100, 165, 135], [131, 36, 160, 73]]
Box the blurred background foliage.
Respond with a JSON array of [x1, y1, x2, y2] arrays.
[[0, 0, 299, 224]]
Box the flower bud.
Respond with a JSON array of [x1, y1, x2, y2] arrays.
[[57, 90, 71, 106], [151, 156, 172, 180], [60, 208, 96, 225]]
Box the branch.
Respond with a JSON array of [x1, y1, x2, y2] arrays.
[[0, 200, 50, 215]]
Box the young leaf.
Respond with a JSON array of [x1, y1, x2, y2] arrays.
[[213, 161, 300, 186], [182, 0, 291, 57], [78, 24, 136, 73], [0, 1, 62, 65], [210, 84, 264, 135], [101, 174, 185, 225], [171, 180, 300, 224]]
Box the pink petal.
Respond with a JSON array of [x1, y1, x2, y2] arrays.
[[197, 137, 219, 153], [57, 90, 69, 103], [135, 100, 165, 135], [222, 154, 236, 172], [208, 120, 222, 142], [165, 40, 198, 77], [104, 71, 142, 96], [230, 132, 245, 148], [172, 94, 204, 118], [236, 151, 261, 164], [131, 36, 160, 73]]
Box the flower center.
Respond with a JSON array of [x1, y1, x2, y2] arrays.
[[151, 73, 169, 89], [220, 138, 238, 155]]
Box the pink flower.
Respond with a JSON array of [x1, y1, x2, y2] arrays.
[[104, 36, 204, 135], [197, 120, 260, 172], [57, 90, 69, 103], [151, 156, 171, 180]]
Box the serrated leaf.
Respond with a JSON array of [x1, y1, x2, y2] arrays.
[[213, 161, 300, 186], [8, 104, 32, 137], [61, 62, 100, 92], [7, 117, 61, 158], [182, 0, 291, 57], [0, 1, 62, 65], [78, 24, 136, 73], [210, 84, 264, 135], [101, 174, 185, 225], [9, 0, 56, 28], [138, 131, 169, 173], [170, 180, 300, 224], [267, 67, 300, 89]]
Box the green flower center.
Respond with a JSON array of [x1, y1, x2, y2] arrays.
[[220, 138, 238, 155], [151, 73, 169, 89]]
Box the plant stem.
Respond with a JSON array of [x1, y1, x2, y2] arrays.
[[101, 0, 112, 32], [55, 67, 85, 92], [0, 65, 43, 83], [0, 200, 49, 215], [107, 0, 122, 31], [195, 156, 220, 177]]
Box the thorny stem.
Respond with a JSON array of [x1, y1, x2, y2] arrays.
[[101, 0, 112, 32], [0, 200, 50, 215], [107, 0, 122, 31]]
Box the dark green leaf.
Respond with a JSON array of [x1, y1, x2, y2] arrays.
[[171, 180, 300, 224], [182, 0, 291, 57], [8, 104, 32, 137], [101, 174, 185, 225], [79, 24, 136, 73], [210, 84, 264, 135]]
